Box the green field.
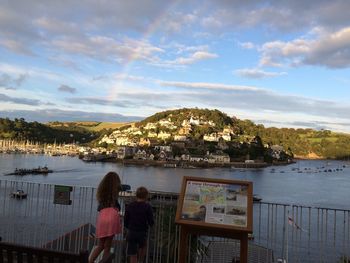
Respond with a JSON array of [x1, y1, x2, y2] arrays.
[[47, 121, 133, 131], [85, 122, 133, 131]]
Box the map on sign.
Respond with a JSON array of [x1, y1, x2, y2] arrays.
[[53, 185, 72, 205], [181, 180, 248, 228]]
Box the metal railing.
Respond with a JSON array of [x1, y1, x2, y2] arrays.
[[1, 179, 350, 263]]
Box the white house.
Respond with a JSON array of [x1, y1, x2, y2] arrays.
[[157, 131, 171, 140], [203, 133, 219, 142], [174, 135, 187, 141]]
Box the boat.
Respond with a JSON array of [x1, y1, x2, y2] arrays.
[[253, 195, 262, 202], [10, 190, 27, 199], [121, 184, 131, 192], [6, 166, 53, 176]]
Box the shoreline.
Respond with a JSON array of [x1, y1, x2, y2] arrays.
[[110, 159, 273, 169]]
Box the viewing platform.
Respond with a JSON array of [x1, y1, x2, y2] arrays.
[[0, 179, 349, 262]]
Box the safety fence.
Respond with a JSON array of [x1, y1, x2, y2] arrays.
[[1, 179, 349, 263]]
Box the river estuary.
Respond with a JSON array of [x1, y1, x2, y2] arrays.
[[1, 153, 350, 209]]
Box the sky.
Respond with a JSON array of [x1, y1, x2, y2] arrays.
[[1, 0, 350, 132]]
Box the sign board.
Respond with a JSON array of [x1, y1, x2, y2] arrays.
[[175, 176, 253, 232], [54, 185, 73, 205]]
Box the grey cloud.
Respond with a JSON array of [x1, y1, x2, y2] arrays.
[[50, 35, 163, 64], [66, 96, 163, 109], [235, 68, 287, 79], [202, 0, 350, 32], [0, 2, 167, 67], [155, 81, 350, 121], [66, 97, 131, 108], [0, 109, 142, 123], [255, 119, 350, 131], [0, 93, 41, 106], [0, 73, 27, 89], [58, 84, 76, 94], [260, 27, 350, 69]]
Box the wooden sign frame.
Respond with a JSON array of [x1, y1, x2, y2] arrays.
[[175, 176, 253, 263]]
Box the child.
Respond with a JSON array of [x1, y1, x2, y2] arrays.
[[89, 172, 122, 263], [124, 187, 154, 263]]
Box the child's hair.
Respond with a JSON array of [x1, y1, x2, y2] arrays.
[[96, 171, 121, 207], [136, 186, 149, 200]]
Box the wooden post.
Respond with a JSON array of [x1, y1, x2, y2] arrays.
[[178, 226, 189, 263], [240, 234, 248, 263]]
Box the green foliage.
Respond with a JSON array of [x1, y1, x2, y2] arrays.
[[0, 118, 98, 144], [140, 108, 233, 129], [233, 120, 350, 159]]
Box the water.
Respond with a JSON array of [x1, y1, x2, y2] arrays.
[[1, 153, 350, 209]]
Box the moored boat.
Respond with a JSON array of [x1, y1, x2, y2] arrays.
[[253, 194, 262, 202], [6, 166, 53, 175], [10, 189, 27, 199]]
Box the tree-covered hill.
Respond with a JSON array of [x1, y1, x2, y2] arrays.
[[138, 108, 233, 129], [135, 108, 350, 159], [234, 119, 350, 159], [2, 108, 350, 160], [0, 118, 98, 144]]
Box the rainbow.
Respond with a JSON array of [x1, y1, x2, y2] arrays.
[[109, 0, 179, 101]]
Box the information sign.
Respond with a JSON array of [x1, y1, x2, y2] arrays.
[[175, 177, 253, 262], [176, 176, 253, 232], [54, 185, 73, 205]]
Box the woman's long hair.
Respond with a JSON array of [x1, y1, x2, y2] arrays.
[[96, 171, 121, 207]]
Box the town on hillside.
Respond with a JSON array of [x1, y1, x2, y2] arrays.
[[2, 108, 350, 161], [0, 109, 296, 167], [91, 111, 293, 167]]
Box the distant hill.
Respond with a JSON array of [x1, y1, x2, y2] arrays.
[[47, 121, 132, 132], [0, 118, 98, 144], [2, 108, 350, 159], [114, 108, 350, 159], [139, 108, 233, 129]]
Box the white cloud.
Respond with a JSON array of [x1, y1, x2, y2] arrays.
[[50, 36, 164, 63], [159, 81, 262, 91], [0, 39, 34, 55], [259, 27, 350, 68], [235, 68, 287, 79], [0, 63, 61, 82], [239, 42, 255, 49], [201, 1, 350, 32], [174, 51, 218, 65]]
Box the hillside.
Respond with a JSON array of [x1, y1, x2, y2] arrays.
[[104, 108, 350, 160], [0, 118, 98, 144], [2, 108, 350, 160], [48, 121, 131, 132]]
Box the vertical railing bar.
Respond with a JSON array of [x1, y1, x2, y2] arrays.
[[291, 206, 294, 263], [298, 206, 302, 263], [87, 187, 95, 255], [321, 209, 324, 263], [308, 207, 311, 257], [281, 205, 286, 260], [266, 204, 270, 249], [258, 202, 262, 244], [325, 209, 328, 263], [347, 211, 350, 263], [159, 198, 164, 263], [166, 205, 172, 263], [317, 208, 320, 263], [333, 210, 337, 248], [342, 211, 345, 261]]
